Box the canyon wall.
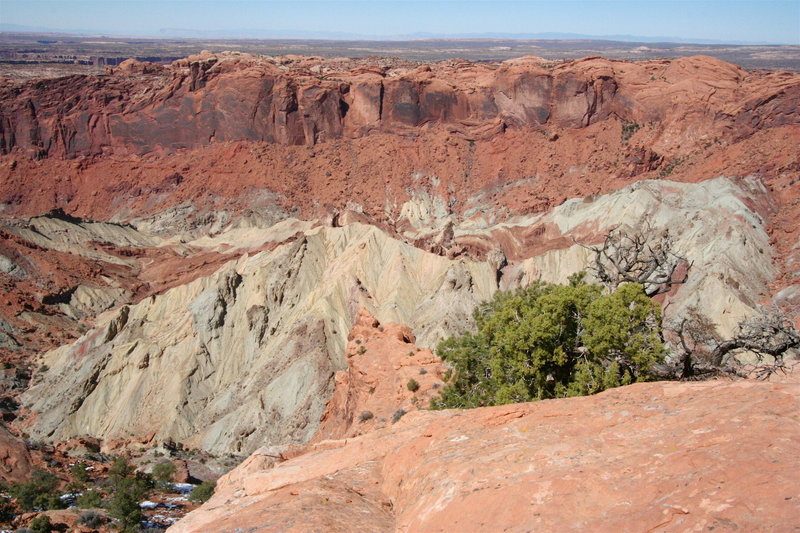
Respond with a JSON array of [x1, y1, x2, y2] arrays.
[[1, 53, 798, 158]]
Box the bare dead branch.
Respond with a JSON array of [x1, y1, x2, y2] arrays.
[[576, 224, 692, 296]]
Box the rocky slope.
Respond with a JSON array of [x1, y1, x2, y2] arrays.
[[169, 377, 800, 532], [20, 223, 497, 455], [17, 175, 781, 456]]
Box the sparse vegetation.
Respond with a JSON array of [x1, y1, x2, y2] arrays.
[[70, 461, 90, 483], [621, 120, 640, 142], [359, 411, 374, 422], [78, 510, 105, 528], [29, 514, 53, 533], [152, 461, 176, 483], [8, 470, 63, 511], [106, 456, 152, 531], [107, 484, 144, 532], [391, 409, 407, 424], [188, 481, 216, 503], [658, 157, 684, 178], [76, 489, 103, 509], [406, 379, 420, 392]]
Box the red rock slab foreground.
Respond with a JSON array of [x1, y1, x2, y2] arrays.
[[170, 378, 800, 532]]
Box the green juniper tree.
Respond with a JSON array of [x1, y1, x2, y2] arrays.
[[431, 274, 665, 409]]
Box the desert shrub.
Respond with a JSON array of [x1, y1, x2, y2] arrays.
[[188, 481, 215, 503], [0, 498, 15, 522], [406, 379, 420, 392], [108, 457, 135, 483], [8, 470, 63, 511], [431, 275, 664, 409], [29, 515, 52, 533], [391, 409, 407, 424], [70, 461, 90, 483], [76, 489, 103, 508], [78, 510, 104, 528], [358, 411, 374, 422], [621, 120, 640, 142], [107, 484, 143, 532], [151, 461, 176, 483], [106, 456, 152, 531]]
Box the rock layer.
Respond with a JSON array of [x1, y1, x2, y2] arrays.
[[313, 308, 447, 442], [20, 224, 496, 455], [18, 175, 782, 455], [2, 53, 797, 157], [169, 377, 800, 532]]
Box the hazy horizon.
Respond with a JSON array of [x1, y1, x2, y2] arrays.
[[1, 0, 798, 46]]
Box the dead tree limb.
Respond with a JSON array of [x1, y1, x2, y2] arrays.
[[577, 224, 692, 296], [666, 308, 799, 380]]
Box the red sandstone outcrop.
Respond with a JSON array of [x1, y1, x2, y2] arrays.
[[0, 424, 31, 483], [1, 54, 797, 158], [313, 309, 447, 441], [170, 377, 800, 532]]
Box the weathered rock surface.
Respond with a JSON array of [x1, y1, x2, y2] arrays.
[[17, 175, 781, 455], [0, 423, 31, 483], [0, 55, 797, 244], [20, 224, 496, 455], [1, 53, 797, 157], [0, 209, 240, 363], [169, 377, 800, 532], [313, 308, 447, 442]]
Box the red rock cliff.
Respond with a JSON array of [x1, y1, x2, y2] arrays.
[[1, 53, 798, 158]]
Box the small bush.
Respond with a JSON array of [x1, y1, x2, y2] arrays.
[[188, 481, 216, 503], [107, 484, 143, 532], [78, 510, 104, 528], [29, 515, 52, 533], [406, 379, 420, 392], [431, 276, 664, 409], [418, 368, 427, 375], [8, 470, 63, 511], [357, 346, 366, 355], [621, 120, 640, 142], [358, 411, 374, 422], [108, 456, 135, 483], [151, 461, 176, 483], [76, 489, 103, 508], [391, 409, 407, 424], [0, 499, 15, 522], [70, 461, 90, 483]]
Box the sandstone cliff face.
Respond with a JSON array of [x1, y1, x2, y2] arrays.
[[1, 53, 797, 158], [169, 377, 800, 532], [18, 175, 779, 455]]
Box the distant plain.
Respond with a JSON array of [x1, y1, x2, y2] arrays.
[[1, 32, 799, 79]]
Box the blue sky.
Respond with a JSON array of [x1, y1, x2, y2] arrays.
[[1, 0, 798, 44]]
